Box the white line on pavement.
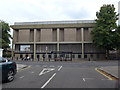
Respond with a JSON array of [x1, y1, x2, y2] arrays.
[[41, 73, 56, 88], [39, 68, 46, 76], [19, 76, 24, 79], [39, 68, 55, 76], [83, 78, 86, 82], [58, 66, 62, 71]]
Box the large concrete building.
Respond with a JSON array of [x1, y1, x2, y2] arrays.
[[11, 20, 106, 61]]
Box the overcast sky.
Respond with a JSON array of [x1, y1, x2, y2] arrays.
[[0, 0, 119, 25], [0, 0, 119, 47]]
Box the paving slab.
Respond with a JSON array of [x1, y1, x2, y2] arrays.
[[17, 64, 28, 71], [99, 66, 119, 78]]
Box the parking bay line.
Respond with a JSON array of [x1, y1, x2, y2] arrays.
[[58, 66, 62, 71], [41, 73, 56, 88]]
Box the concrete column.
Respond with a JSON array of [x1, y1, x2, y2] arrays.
[[81, 28, 84, 58], [34, 29, 36, 61], [57, 28, 59, 51]]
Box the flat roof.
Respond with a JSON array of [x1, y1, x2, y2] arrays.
[[14, 20, 96, 25]]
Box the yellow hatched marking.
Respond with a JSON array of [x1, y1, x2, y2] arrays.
[[95, 68, 112, 80]]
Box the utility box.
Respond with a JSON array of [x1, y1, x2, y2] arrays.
[[0, 49, 3, 57]]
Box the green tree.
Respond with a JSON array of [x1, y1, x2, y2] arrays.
[[91, 4, 119, 59], [0, 20, 12, 57]]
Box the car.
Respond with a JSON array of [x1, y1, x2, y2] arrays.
[[0, 57, 17, 82]]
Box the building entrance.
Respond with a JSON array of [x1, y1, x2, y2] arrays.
[[51, 51, 72, 61]]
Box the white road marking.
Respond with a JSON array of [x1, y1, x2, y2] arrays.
[[39, 68, 55, 76], [19, 76, 24, 79], [41, 73, 56, 88], [58, 66, 62, 71], [83, 78, 86, 82]]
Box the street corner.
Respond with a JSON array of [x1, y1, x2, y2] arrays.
[[95, 67, 119, 81], [17, 64, 31, 72]]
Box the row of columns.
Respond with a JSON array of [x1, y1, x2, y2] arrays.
[[33, 28, 84, 61]]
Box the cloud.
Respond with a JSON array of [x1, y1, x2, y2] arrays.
[[0, 0, 119, 25], [0, 0, 119, 47]]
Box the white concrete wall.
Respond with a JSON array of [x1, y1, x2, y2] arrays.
[[0, 49, 3, 57]]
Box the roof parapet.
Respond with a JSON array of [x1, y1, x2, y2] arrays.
[[14, 20, 96, 25]]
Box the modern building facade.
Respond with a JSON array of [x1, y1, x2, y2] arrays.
[[11, 20, 106, 61]]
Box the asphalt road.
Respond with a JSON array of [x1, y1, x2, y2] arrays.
[[2, 61, 118, 88]]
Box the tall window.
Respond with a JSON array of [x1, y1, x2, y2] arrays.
[[84, 55, 87, 58], [78, 54, 81, 58]]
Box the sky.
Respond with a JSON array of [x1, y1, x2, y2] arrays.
[[0, 0, 119, 25], [0, 0, 119, 47]]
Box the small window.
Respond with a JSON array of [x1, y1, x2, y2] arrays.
[[84, 27, 88, 30], [37, 55, 40, 58], [97, 54, 99, 58], [20, 54, 23, 58], [78, 55, 81, 58], [90, 54, 93, 58], [48, 55, 51, 58], [84, 55, 87, 58], [60, 54, 63, 58], [60, 28, 64, 30], [72, 55, 75, 58], [76, 28, 81, 30], [31, 55, 34, 59], [54, 54, 57, 58], [66, 54, 69, 58]]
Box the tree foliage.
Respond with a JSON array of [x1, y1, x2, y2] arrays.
[[91, 4, 119, 59], [0, 20, 12, 50]]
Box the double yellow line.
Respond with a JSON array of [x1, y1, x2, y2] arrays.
[[95, 68, 116, 80]]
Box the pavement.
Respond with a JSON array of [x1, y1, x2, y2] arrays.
[[98, 66, 119, 79], [17, 64, 28, 71]]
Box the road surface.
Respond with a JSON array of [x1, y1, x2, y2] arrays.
[[2, 61, 118, 88]]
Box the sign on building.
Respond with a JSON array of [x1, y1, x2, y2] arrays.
[[20, 45, 30, 52]]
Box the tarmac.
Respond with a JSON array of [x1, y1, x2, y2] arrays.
[[17, 63, 119, 79]]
